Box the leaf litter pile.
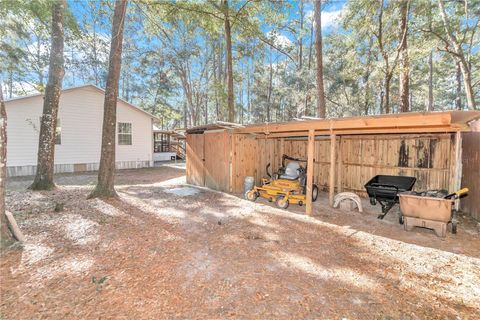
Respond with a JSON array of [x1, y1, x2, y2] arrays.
[[1, 166, 480, 319]]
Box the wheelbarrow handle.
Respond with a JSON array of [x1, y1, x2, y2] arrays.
[[370, 183, 399, 190], [444, 187, 469, 199]]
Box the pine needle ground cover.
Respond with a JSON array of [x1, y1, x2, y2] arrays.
[[1, 166, 479, 319]]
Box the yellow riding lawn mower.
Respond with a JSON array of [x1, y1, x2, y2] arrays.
[[245, 154, 318, 209]]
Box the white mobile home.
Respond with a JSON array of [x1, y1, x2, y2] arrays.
[[5, 84, 157, 177]]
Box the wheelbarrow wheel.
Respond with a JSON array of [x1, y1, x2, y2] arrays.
[[312, 185, 319, 202], [245, 190, 258, 202], [451, 221, 457, 234], [275, 196, 289, 209], [399, 214, 404, 225], [370, 198, 376, 206]]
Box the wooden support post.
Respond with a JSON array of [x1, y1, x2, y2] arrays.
[[306, 129, 315, 215], [452, 131, 463, 211], [229, 133, 234, 193], [329, 133, 336, 207], [337, 136, 343, 193], [279, 138, 285, 168]]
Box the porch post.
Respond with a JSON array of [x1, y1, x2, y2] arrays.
[[306, 129, 315, 215]]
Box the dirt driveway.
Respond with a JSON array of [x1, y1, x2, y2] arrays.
[[1, 165, 480, 319]]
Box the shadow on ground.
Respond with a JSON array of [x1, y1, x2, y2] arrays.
[[2, 166, 479, 319]]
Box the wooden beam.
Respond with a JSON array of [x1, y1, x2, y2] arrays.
[[331, 125, 468, 135], [306, 129, 315, 216], [337, 136, 343, 193], [329, 133, 336, 207], [280, 138, 285, 157], [258, 125, 465, 139], [452, 131, 463, 210], [235, 112, 456, 134]]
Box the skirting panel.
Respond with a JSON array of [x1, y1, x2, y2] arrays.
[[7, 160, 151, 177]]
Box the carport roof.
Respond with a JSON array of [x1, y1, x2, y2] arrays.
[[188, 111, 480, 137]]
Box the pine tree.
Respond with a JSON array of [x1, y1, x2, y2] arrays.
[[30, 0, 66, 191], [88, 0, 128, 199]]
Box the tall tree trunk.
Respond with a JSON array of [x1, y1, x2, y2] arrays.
[[0, 86, 14, 248], [30, 0, 66, 191], [295, 0, 305, 118], [183, 101, 188, 128], [437, 0, 476, 109], [239, 75, 244, 124], [204, 60, 209, 125], [363, 36, 374, 115], [125, 71, 130, 102], [212, 42, 219, 121], [217, 41, 223, 84], [427, 4, 434, 112], [89, 0, 127, 199], [384, 74, 391, 114], [305, 15, 314, 116], [456, 62, 462, 110], [399, 0, 409, 112], [376, 0, 395, 114], [37, 40, 44, 89], [308, 15, 314, 69], [379, 86, 385, 114], [247, 59, 251, 123], [205, 94, 208, 125], [70, 46, 76, 86], [314, 0, 326, 118], [458, 58, 475, 109], [93, 21, 99, 86], [8, 64, 13, 98], [267, 49, 273, 122], [428, 51, 433, 111], [298, 0, 304, 69], [223, 0, 235, 122]]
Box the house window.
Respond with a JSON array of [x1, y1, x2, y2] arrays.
[[118, 122, 132, 145]]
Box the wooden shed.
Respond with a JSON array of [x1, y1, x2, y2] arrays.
[[186, 111, 480, 219]]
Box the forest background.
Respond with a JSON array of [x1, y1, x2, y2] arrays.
[[1, 0, 478, 129]]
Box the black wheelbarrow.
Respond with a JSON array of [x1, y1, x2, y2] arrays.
[[365, 175, 416, 223]]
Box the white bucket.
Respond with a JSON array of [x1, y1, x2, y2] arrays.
[[244, 176, 255, 194]]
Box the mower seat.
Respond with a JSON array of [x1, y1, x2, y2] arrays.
[[279, 162, 301, 180]]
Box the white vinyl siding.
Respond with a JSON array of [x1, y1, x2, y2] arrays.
[[5, 86, 154, 172]]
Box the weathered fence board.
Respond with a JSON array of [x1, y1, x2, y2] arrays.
[[253, 134, 455, 196], [190, 132, 460, 204], [186, 133, 204, 186], [204, 131, 231, 192], [461, 132, 480, 220]]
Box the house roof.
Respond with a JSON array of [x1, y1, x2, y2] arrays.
[[5, 84, 159, 120], [187, 111, 480, 137]]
